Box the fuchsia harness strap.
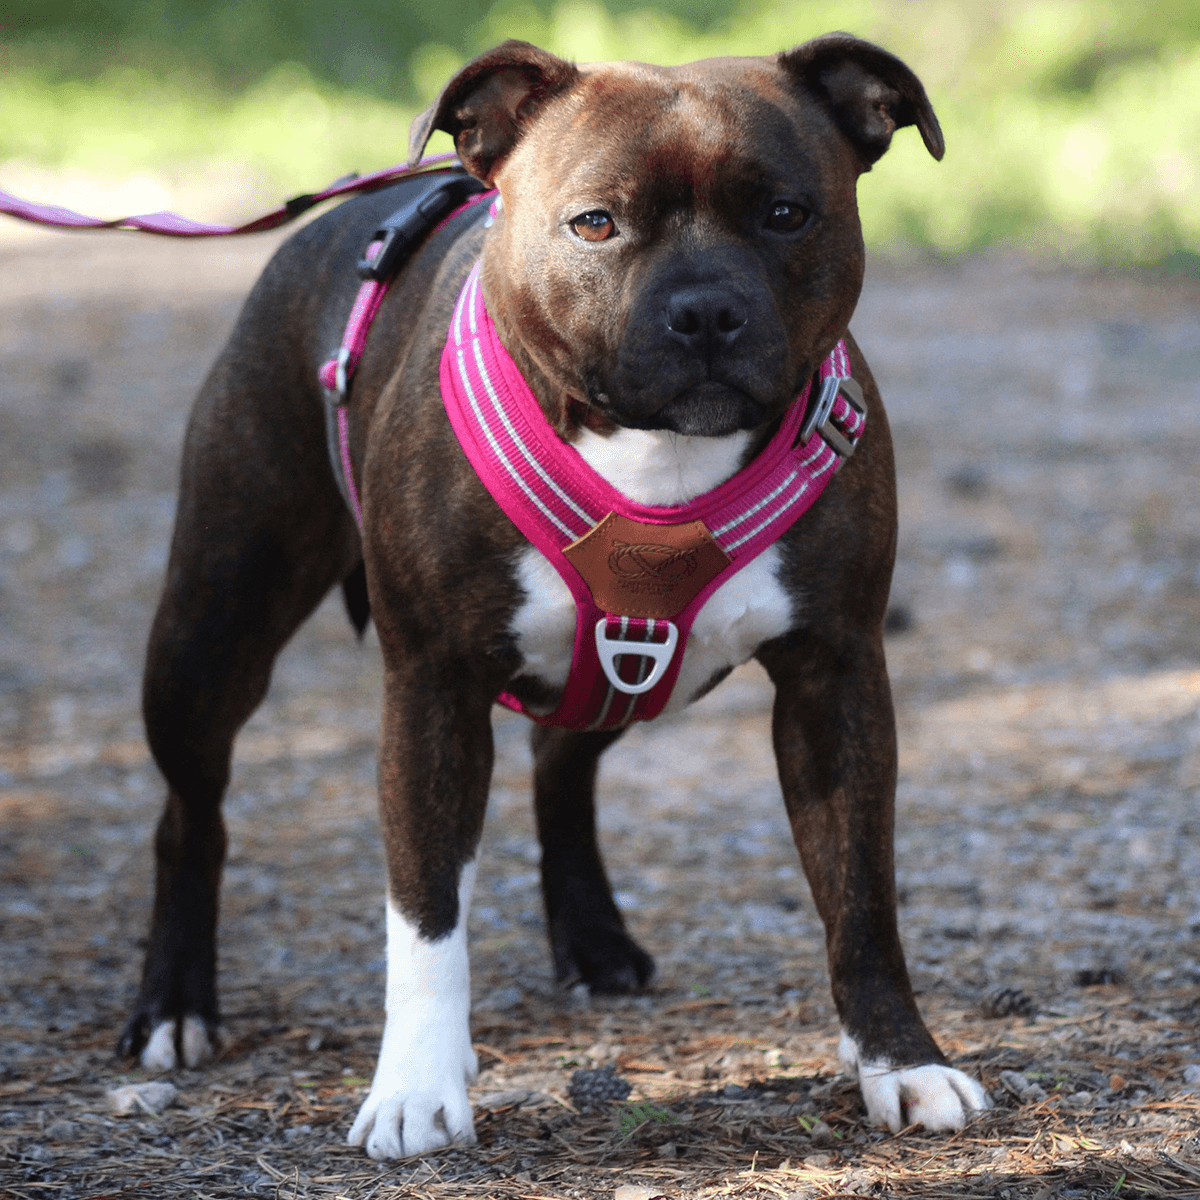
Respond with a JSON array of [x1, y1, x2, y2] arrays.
[[440, 262, 867, 731], [318, 180, 495, 525]]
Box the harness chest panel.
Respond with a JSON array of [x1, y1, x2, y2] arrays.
[[563, 513, 730, 621]]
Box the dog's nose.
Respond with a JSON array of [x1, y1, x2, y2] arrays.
[[665, 286, 748, 352]]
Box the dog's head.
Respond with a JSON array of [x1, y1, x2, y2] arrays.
[[411, 35, 942, 437]]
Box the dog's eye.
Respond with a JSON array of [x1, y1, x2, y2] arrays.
[[570, 210, 617, 242], [765, 202, 811, 232]]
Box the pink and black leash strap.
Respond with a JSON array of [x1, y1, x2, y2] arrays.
[[0, 153, 462, 237], [0, 151, 491, 532]]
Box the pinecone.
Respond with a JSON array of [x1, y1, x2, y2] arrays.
[[568, 1064, 632, 1110], [980, 985, 1036, 1018]]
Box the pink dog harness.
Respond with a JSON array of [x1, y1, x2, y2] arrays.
[[440, 263, 866, 730], [323, 190, 866, 731]]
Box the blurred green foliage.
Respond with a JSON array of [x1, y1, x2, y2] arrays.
[[2, 0, 1199, 266]]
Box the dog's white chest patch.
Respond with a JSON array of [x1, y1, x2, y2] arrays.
[[573, 426, 753, 505], [508, 427, 795, 713]]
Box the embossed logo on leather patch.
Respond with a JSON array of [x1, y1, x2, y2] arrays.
[[608, 541, 698, 582], [563, 512, 731, 620]]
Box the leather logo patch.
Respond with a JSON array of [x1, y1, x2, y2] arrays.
[[563, 512, 731, 619]]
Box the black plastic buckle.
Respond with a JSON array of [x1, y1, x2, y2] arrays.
[[357, 174, 488, 282]]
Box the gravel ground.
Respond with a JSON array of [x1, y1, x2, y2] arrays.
[[1, 222, 1199, 1199]]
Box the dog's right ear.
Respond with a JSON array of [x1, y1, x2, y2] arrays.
[[408, 40, 580, 183]]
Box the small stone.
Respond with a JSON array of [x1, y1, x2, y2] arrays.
[[1074, 967, 1124, 987], [477, 1089, 532, 1110], [44, 1119, 77, 1141], [998, 1070, 1047, 1103], [1183, 1065, 1200, 1085], [1109, 1073, 1128, 1091], [656, 1141, 678, 1158], [24, 1143, 53, 1164], [107, 1081, 179, 1116], [476, 984, 523, 1011], [721, 1083, 747, 1099], [614, 1187, 671, 1200]]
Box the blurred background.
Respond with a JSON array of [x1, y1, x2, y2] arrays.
[[2, 0, 1199, 268]]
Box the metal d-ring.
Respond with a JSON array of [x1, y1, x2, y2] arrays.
[[594, 618, 679, 695]]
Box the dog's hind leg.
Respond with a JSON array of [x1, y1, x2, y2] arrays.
[[532, 725, 655, 993], [118, 362, 361, 1070]]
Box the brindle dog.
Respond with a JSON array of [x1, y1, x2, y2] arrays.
[[117, 35, 990, 1158]]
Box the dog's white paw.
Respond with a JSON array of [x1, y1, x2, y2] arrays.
[[348, 1036, 478, 1159], [140, 1015, 216, 1071], [349, 869, 479, 1159], [839, 1031, 991, 1132]]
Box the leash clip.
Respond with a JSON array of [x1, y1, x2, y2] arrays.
[[594, 618, 679, 696], [357, 174, 488, 281], [800, 375, 865, 457]]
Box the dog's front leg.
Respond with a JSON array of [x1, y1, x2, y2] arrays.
[[763, 635, 989, 1132], [347, 668, 492, 1160]]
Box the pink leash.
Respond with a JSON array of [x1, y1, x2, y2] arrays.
[[0, 154, 460, 237]]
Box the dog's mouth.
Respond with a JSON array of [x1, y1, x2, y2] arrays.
[[587, 380, 768, 437]]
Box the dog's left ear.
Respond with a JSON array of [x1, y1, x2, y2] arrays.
[[408, 40, 581, 182], [779, 33, 944, 168]]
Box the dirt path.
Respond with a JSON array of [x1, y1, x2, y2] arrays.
[[1, 226, 1199, 1199]]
